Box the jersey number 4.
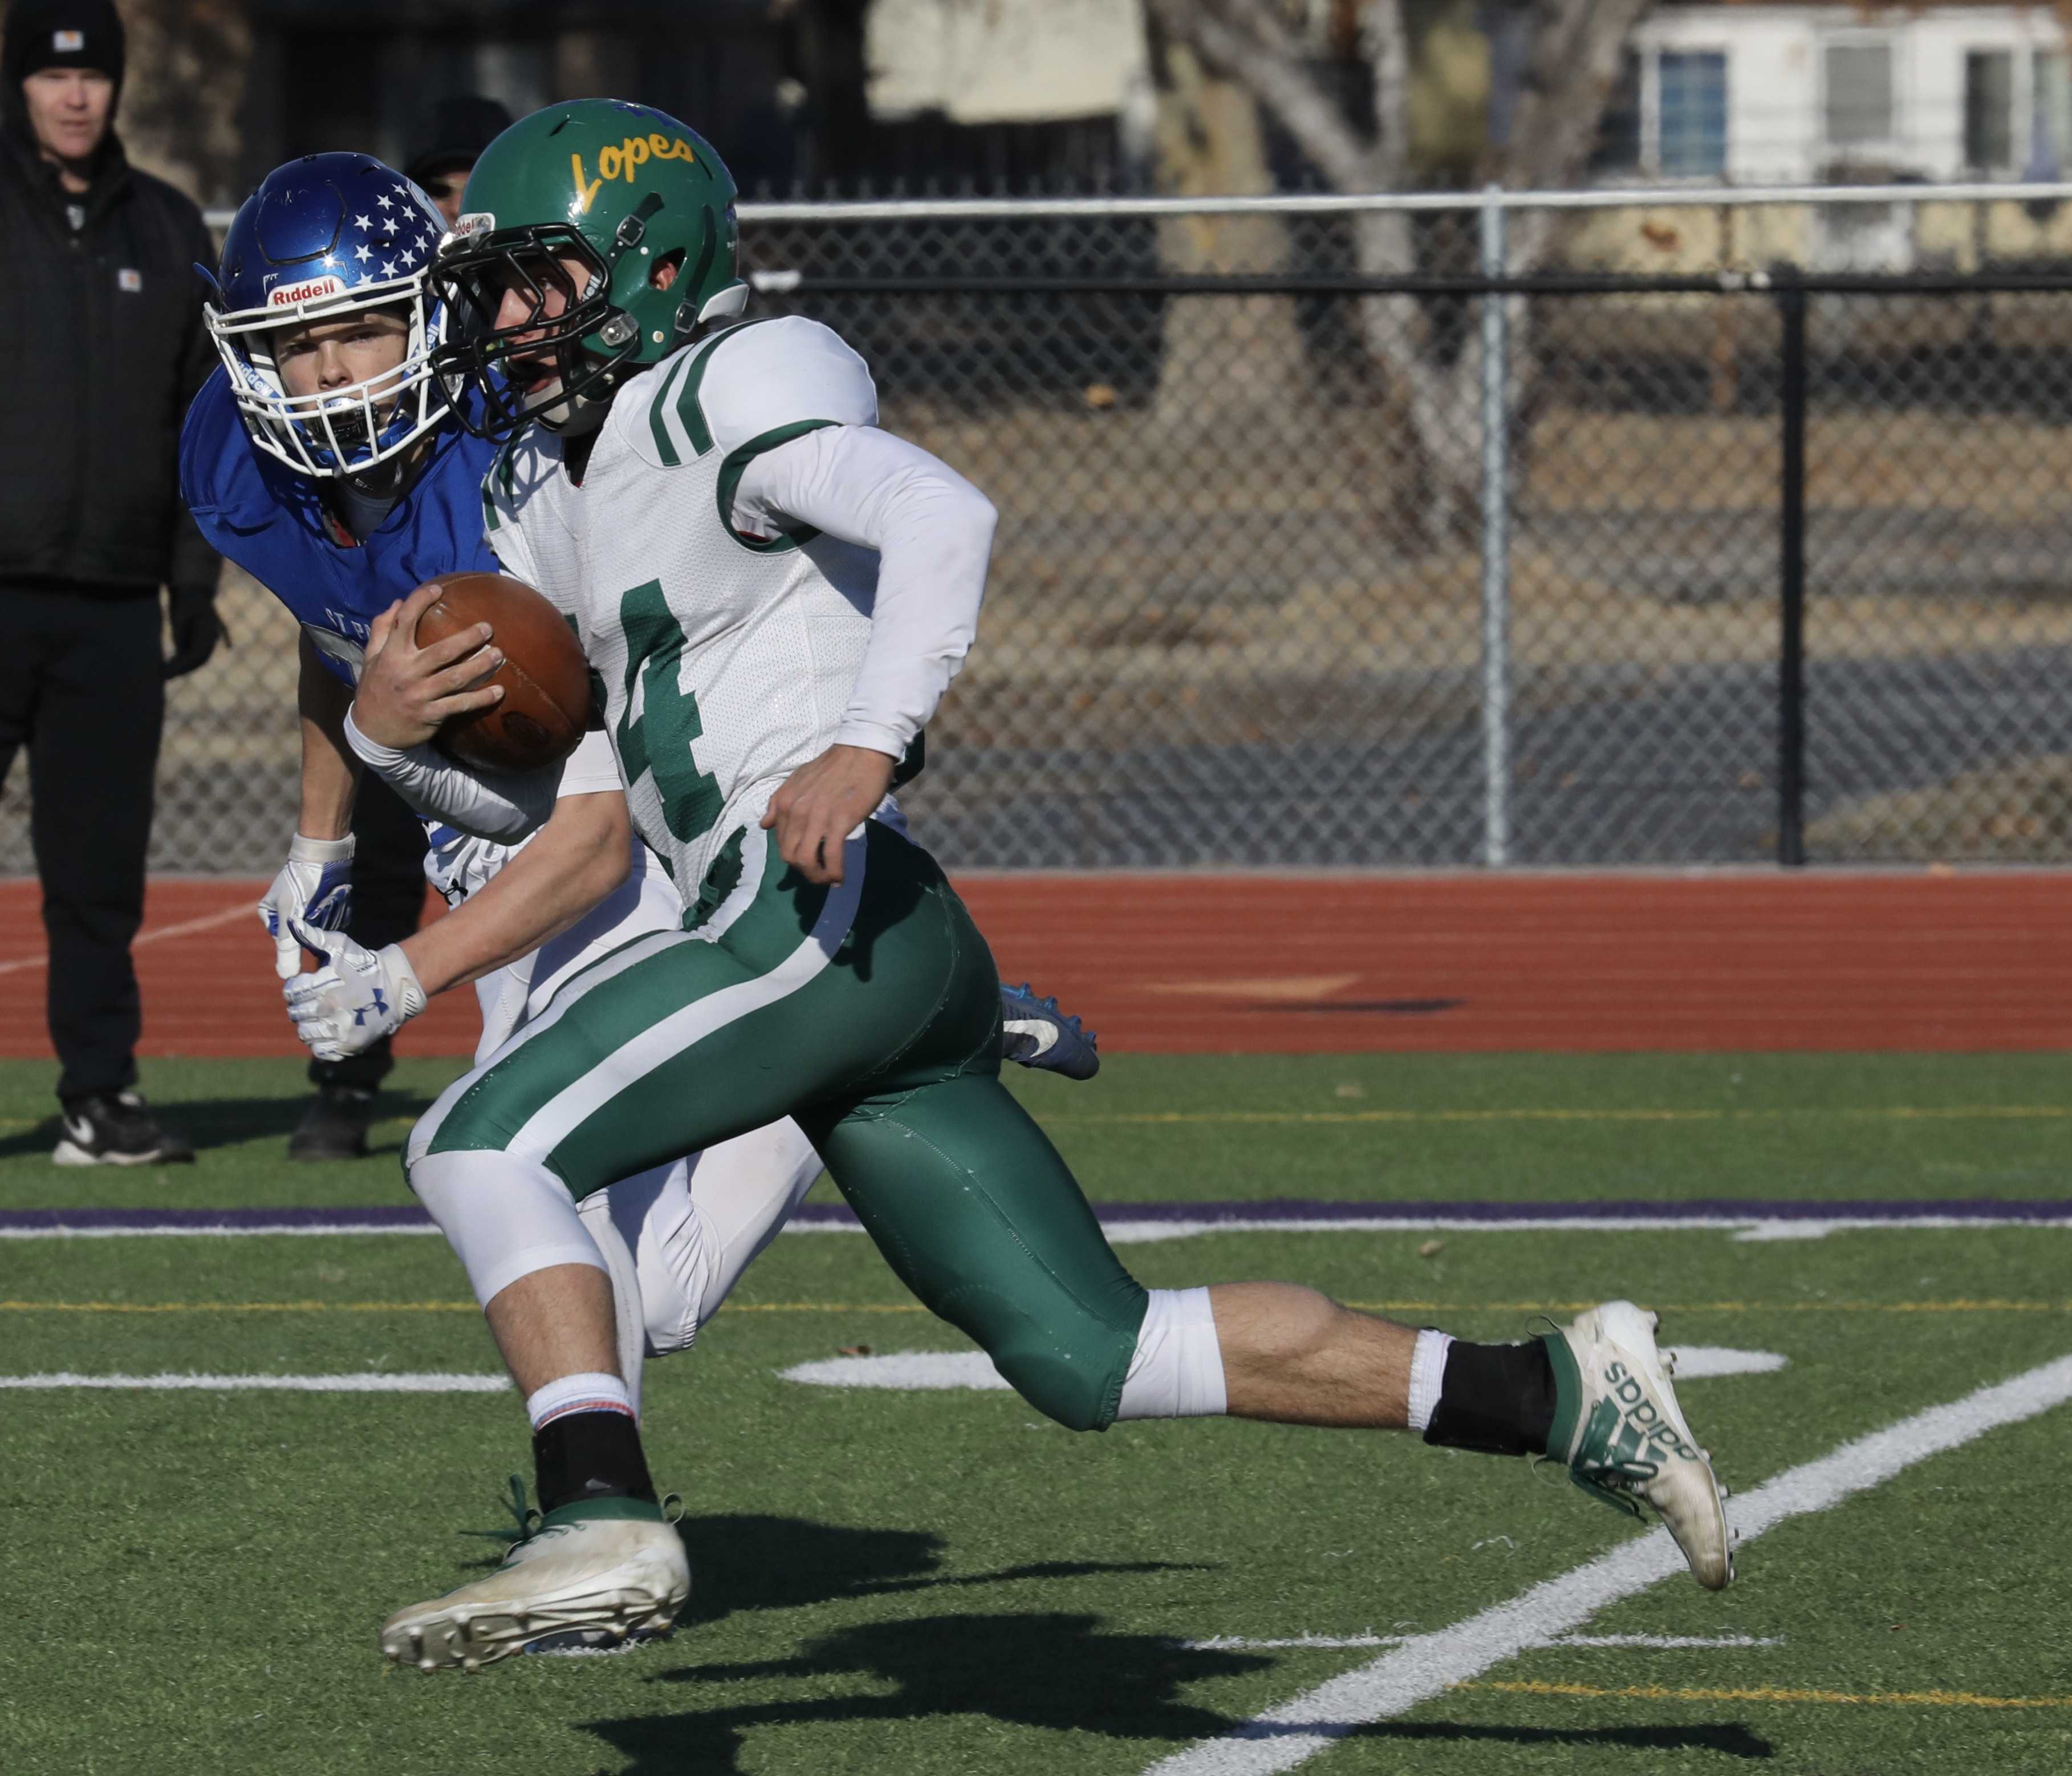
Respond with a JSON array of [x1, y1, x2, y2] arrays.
[[615, 579, 723, 845]]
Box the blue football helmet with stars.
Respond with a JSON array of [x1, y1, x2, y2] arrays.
[[204, 153, 451, 477]]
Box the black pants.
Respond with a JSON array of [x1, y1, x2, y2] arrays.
[[309, 771, 428, 1092], [0, 587, 162, 1104]]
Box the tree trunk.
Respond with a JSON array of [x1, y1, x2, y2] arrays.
[[1147, 36, 1306, 421], [1152, 0, 1655, 549], [115, 0, 251, 209]]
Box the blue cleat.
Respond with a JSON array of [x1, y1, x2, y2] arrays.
[[999, 983, 1100, 1081]]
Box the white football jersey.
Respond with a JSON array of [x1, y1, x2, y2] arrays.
[[482, 315, 885, 902]]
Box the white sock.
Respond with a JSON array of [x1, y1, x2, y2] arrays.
[[523, 1370, 634, 1432], [1405, 1329, 1453, 1434], [1115, 1286, 1229, 1420]]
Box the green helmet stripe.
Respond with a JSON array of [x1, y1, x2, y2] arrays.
[[683, 210, 718, 323]]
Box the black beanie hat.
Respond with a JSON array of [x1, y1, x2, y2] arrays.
[[3, 0, 125, 93], [404, 94, 513, 186], [3, 0, 124, 145]]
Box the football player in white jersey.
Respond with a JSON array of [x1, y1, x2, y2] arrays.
[[343, 99, 1732, 1672]]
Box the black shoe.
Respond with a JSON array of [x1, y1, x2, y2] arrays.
[[52, 1092, 196, 1166], [289, 1084, 377, 1161]]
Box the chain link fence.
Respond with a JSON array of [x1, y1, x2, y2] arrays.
[[25, 186, 2072, 873]]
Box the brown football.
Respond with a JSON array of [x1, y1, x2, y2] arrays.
[[415, 571, 592, 773]]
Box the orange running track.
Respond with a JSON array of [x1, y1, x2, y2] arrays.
[[0, 871, 2063, 1060]]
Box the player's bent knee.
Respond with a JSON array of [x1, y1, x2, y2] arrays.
[[960, 1295, 1145, 1433], [409, 1149, 606, 1310], [988, 1343, 1118, 1432]]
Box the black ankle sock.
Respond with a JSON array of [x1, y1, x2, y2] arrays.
[[531, 1410, 658, 1515], [1422, 1337, 1557, 1458]]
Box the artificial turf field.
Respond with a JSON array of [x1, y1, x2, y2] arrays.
[[2, 1051, 2070, 1775]]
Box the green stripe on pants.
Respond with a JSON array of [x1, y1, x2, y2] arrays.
[[411, 817, 1147, 1429]]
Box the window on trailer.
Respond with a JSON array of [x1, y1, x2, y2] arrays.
[[1825, 39, 1894, 150], [1964, 48, 2014, 172], [2033, 50, 2072, 176], [1658, 49, 1728, 177]]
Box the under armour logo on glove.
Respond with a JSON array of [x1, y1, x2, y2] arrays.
[[283, 925, 426, 1061]]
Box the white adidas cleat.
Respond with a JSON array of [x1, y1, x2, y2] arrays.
[[379, 1498, 690, 1673], [1543, 1300, 1736, 1591]]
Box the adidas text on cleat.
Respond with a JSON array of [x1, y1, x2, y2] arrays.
[[379, 1497, 690, 1673], [999, 982, 1100, 1080], [1543, 1300, 1735, 1591]]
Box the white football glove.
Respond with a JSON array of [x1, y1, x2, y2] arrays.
[[282, 921, 426, 1061], [258, 833, 356, 981]]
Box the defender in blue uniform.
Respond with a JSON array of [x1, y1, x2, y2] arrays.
[[180, 152, 484, 1157]]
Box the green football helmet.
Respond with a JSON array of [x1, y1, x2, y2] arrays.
[[428, 98, 747, 438]]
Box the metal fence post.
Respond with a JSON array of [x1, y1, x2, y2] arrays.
[[1776, 271, 1807, 867], [1478, 185, 1512, 867]]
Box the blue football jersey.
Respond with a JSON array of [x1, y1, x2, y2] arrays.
[[180, 366, 502, 686]]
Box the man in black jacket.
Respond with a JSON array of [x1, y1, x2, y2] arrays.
[[0, 0, 224, 1164]]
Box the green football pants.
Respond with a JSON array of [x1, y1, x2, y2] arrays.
[[410, 818, 1149, 1430]]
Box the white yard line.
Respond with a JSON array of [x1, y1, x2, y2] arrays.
[[1553, 1633, 1782, 1649], [1179, 1633, 1779, 1652], [7, 1214, 2067, 1242], [0, 902, 251, 978], [783, 1348, 1785, 1393], [1143, 1351, 2072, 1776], [0, 1224, 445, 1239], [780, 1214, 2072, 1243], [0, 1372, 509, 1392], [1187, 1637, 1408, 1652]]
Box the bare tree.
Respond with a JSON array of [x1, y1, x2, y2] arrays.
[[1146, 0, 1652, 539], [115, 0, 251, 208], [1148, 34, 1308, 418]]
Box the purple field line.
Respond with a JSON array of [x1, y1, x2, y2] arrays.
[[1, 1198, 2069, 1235]]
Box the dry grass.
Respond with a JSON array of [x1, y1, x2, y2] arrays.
[[1530, 408, 2072, 518], [1807, 756, 2072, 861]]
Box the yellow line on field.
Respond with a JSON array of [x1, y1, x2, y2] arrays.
[[0, 1299, 478, 1314], [1042, 1105, 2072, 1126], [1461, 1678, 2072, 1711], [1343, 1299, 2072, 1316]]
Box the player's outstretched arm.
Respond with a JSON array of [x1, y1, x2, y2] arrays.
[[282, 788, 633, 1062], [399, 789, 632, 998], [343, 582, 562, 844], [255, 637, 363, 981]]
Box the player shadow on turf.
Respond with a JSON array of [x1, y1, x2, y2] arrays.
[[674, 1514, 1206, 1623], [0, 1089, 442, 1161], [581, 1611, 1274, 1773]]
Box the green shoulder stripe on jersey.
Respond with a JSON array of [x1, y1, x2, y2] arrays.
[[676, 339, 718, 456], [716, 419, 838, 553], [641, 318, 779, 467], [676, 317, 779, 455], [645, 352, 698, 469]]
